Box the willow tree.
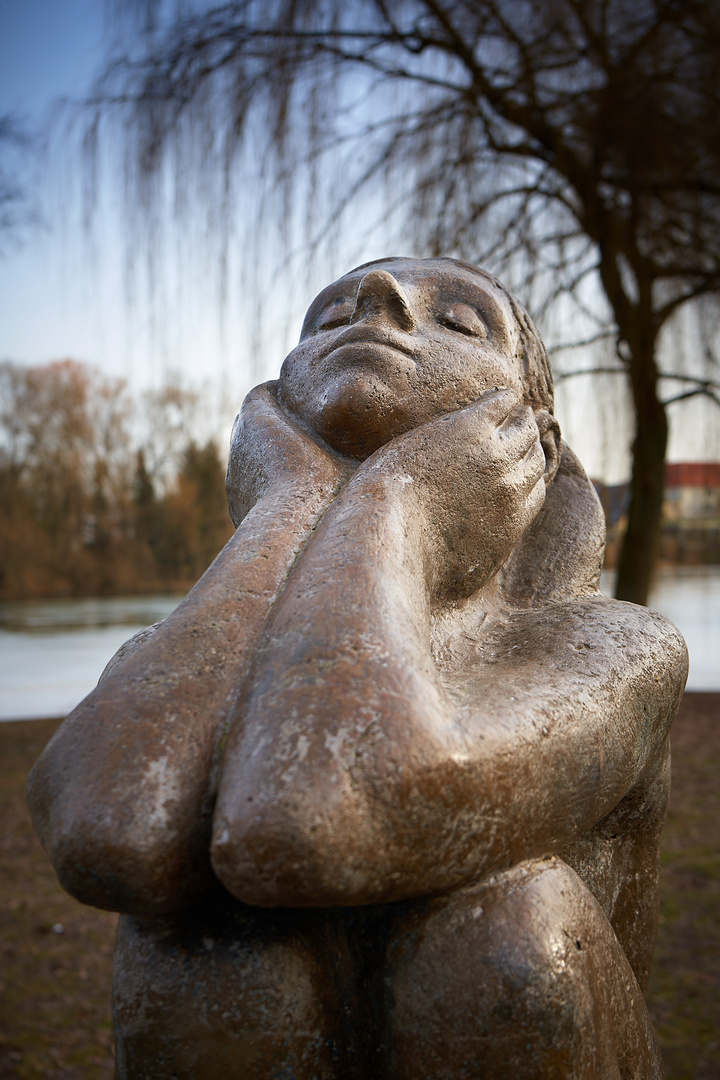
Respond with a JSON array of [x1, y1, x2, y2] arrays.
[[92, 0, 720, 604], [0, 114, 37, 254]]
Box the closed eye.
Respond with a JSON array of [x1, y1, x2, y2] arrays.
[[300, 291, 356, 338], [439, 303, 488, 338], [314, 303, 354, 332]]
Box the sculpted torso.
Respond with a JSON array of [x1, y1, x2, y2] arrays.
[[28, 259, 687, 1079]]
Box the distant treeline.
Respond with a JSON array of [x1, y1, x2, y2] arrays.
[[0, 359, 234, 600]]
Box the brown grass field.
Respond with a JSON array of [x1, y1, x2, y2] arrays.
[[1, 695, 718, 1079]]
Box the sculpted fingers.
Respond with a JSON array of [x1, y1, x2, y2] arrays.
[[435, 396, 544, 507], [436, 387, 519, 445], [226, 382, 349, 525], [229, 381, 313, 479], [470, 386, 521, 425], [433, 397, 550, 593], [430, 393, 544, 494], [496, 404, 547, 490], [339, 388, 555, 600], [226, 383, 287, 522]]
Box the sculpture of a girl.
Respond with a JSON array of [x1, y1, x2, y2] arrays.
[[29, 258, 686, 1078]]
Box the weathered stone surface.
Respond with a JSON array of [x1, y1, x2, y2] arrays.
[[28, 258, 687, 1078]]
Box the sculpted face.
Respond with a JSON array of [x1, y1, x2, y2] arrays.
[[278, 258, 531, 459]]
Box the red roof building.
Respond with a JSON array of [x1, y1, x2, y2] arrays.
[[665, 462, 720, 488]]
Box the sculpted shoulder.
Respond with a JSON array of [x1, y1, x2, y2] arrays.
[[438, 594, 688, 744]]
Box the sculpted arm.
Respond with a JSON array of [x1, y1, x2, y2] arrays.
[[27, 384, 348, 916], [211, 393, 687, 907]]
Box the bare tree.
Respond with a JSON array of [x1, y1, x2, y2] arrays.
[[90, 0, 720, 604]]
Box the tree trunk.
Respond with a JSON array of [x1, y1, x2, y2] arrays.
[[615, 350, 668, 606]]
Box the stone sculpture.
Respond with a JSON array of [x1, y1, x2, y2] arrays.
[[28, 258, 688, 1079]]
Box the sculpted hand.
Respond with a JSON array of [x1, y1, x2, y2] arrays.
[[226, 381, 354, 526], [354, 388, 558, 599]]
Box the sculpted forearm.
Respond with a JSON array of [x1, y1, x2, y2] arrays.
[[211, 472, 447, 905], [26, 475, 341, 917]]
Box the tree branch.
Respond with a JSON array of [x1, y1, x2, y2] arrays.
[[663, 387, 720, 407], [655, 280, 720, 329], [554, 366, 627, 382], [549, 330, 618, 355]]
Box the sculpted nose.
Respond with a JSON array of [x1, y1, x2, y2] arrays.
[[351, 269, 415, 332]]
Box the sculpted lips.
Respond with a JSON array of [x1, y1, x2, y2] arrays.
[[321, 327, 417, 378]]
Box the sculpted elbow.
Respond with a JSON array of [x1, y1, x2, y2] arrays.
[[27, 762, 212, 917], [210, 804, 385, 908]]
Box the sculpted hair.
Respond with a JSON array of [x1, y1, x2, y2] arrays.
[[350, 256, 555, 414]]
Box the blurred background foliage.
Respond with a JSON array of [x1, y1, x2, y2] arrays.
[[0, 359, 232, 599]]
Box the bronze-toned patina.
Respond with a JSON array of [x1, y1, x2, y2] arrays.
[[28, 258, 687, 1078]]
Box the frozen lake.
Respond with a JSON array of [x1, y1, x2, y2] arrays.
[[1, 571, 718, 720], [0, 596, 183, 721], [599, 568, 720, 692]]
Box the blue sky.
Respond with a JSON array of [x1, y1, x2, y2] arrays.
[[0, 0, 717, 479], [0, 0, 284, 426], [0, 0, 102, 118], [0, 0, 155, 381]]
